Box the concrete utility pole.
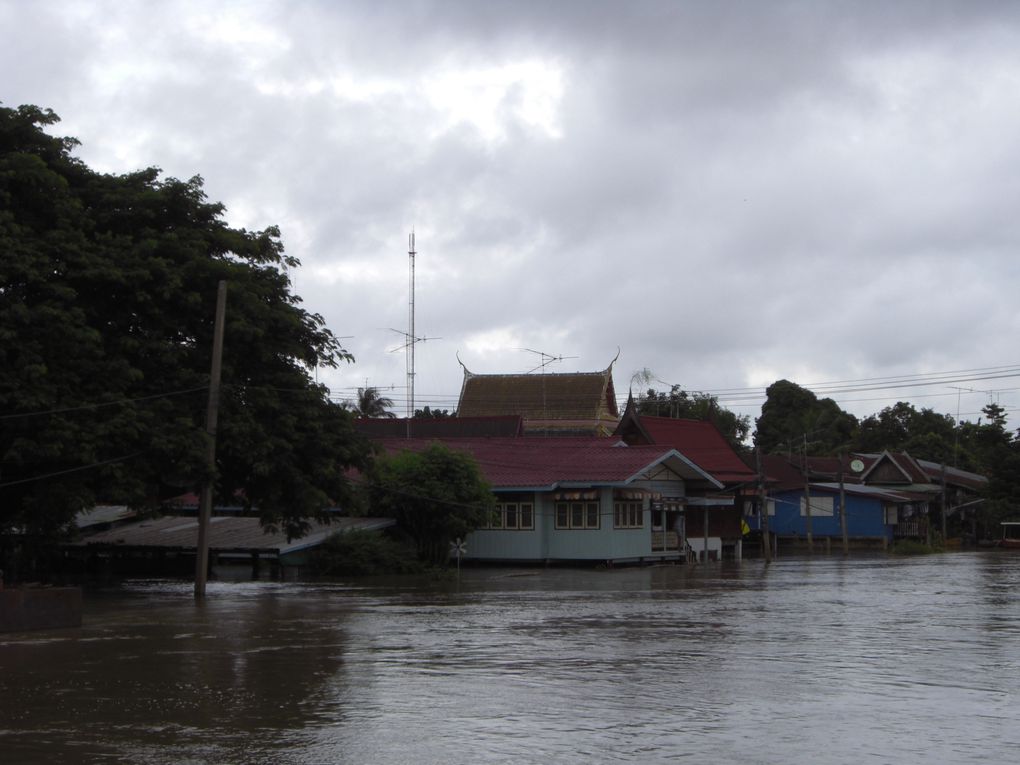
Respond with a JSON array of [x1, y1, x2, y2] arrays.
[[803, 435, 813, 553], [757, 446, 772, 563], [839, 452, 849, 556], [195, 280, 227, 600], [940, 462, 948, 544]]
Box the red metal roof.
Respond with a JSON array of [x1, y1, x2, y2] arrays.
[[623, 416, 757, 485], [374, 436, 719, 490], [355, 415, 524, 438]]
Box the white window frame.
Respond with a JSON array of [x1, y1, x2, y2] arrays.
[[613, 501, 644, 529], [555, 500, 600, 530], [800, 496, 834, 517], [487, 501, 535, 530]]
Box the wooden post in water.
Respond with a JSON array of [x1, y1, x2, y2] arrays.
[[940, 462, 948, 545], [703, 507, 710, 563], [757, 446, 772, 563], [195, 280, 227, 600]]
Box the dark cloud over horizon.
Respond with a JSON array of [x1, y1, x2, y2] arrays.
[[4, 0, 1019, 425]]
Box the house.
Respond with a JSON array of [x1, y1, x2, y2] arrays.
[[613, 400, 758, 559], [455, 359, 620, 436], [751, 454, 913, 547], [373, 436, 731, 564], [748, 450, 988, 547]]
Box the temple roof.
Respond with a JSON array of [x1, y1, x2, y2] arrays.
[[456, 363, 619, 434]]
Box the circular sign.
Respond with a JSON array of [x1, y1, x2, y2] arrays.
[[850, 459, 865, 473]]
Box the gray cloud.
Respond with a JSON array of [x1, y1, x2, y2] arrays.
[[4, 0, 1020, 424]]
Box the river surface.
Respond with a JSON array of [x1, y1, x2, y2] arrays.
[[2, 552, 1019, 764]]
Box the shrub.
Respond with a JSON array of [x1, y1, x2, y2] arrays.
[[311, 529, 425, 576]]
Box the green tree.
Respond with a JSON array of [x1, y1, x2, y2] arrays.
[[0, 104, 371, 579], [754, 379, 858, 455], [355, 386, 397, 418], [368, 443, 494, 565], [856, 402, 956, 462], [413, 406, 453, 419], [636, 385, 751, 450]]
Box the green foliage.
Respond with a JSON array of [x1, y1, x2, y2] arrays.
[[355, 386, 396, 418], [367, 443, 494, 565], [636, 385, 751, 450], [0, 104, 371, 578], [754, 380, 858, 455], [310, 529, 424, 576], [414, 406, 454, 419], [856, 402, 957, 462]]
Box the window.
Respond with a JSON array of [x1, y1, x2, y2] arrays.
[[800, 496, 834, 517], [486, 502, 534, 530], [614, 501, 643, 528], [555, 501, 600, 529]]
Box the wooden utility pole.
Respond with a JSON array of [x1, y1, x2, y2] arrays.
[[757, 446, 772, 563], [195, 280, 227, 600], [839, 452, 849, 555], [803, 435, 813, 553]]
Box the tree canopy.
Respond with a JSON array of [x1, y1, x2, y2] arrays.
[[0, 104, 370, 577], [367, 443, 494, 565], [754, 379, 859, 455]]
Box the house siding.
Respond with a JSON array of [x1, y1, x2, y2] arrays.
[[467, 482, 689, 563], [762, 488, 892, 540]]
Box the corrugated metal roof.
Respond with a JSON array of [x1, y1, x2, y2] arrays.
[[70, 516, 394, 555], [75, 505, 138, 529]]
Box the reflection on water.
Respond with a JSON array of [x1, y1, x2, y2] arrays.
[[2, 554, 1019, 764]]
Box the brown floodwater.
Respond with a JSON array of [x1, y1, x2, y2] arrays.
[[1, 552, 1018, 764]]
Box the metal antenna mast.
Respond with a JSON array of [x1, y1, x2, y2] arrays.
[[520, 348, 578, 375], [407, 231, 416, 421], [388, 232, 439, 435]]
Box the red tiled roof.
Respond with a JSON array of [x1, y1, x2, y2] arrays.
[[624, 416, 757, 485], [374, 436, 719, 490]]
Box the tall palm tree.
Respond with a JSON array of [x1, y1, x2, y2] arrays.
[[356, 386, 397, 418]]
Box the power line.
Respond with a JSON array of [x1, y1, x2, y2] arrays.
[[0, 386, 210, 421], [0, 451, 147, 489]]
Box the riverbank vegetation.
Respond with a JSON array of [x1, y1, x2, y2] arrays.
[[0, 104, 371, 582]]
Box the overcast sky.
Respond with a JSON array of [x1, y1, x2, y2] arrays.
[[4, 0, 1020, 430]]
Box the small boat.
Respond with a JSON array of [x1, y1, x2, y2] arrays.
[[999, 521, 1020, 549]]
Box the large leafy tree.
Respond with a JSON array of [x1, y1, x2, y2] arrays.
[[754, 379, 858, 455], [856, 402, 957, 463], [0, 104, 370, 577], [368, 443, 494, 565]]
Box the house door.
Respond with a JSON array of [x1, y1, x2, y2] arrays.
[[651, 502, 683, 551]]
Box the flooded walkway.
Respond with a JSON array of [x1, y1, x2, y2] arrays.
[[2, 552, 1018, 764]]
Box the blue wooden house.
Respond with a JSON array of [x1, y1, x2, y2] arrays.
[[747, 451, 988, 546]]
